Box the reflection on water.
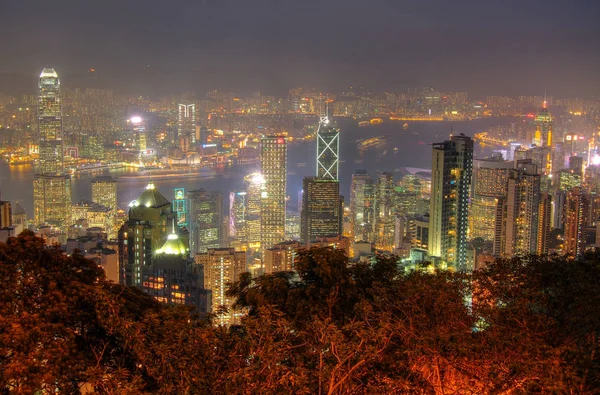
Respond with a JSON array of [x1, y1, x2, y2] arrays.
[[1, 118, 513, 217]]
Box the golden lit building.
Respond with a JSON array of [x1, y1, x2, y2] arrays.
[[260, 136, 287, 250], [564, 187, 589, 258], [33, 174, 72, 228], [470, 158, 512, 241], [91, 176, 118, 212], [196, 248, 247, 325]]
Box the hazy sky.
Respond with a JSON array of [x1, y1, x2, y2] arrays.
[[1, 0, 599, 97]]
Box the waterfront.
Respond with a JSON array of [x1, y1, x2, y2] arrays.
[[1, 118, 512, 218]]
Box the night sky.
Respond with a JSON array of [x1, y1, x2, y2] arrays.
[[1, 0, 599, 97]]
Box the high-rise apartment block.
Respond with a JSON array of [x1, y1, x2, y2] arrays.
[[260, 136, 287, 250], [470, 158, 512, 241], [429, 134, 473, 269], [196, 248, 247, 325], [494, 161, 551, 256], [563, 186, 589, 258]]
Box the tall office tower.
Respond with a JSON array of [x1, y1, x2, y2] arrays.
[[300, 177, 342, 243], [538, 192, 553, 255], [33, 174, 72, 228], [91, 176, 117, 212], [552, 142, 566, 173], [230, 191, 247, 243], [563, 187, 589, 258], [316, 115, 340, 180], [494, 161, 550, 256], [374, 172, 394, 250], [350, 170, 375, 242], [196, 248, 247, 325], [244, 173, 263, 250], [177, 102, 196, 145], [187, 189, 223, 255], [172, 188, 187, 228], [533, 100, 553, 148], [429, 134, 473, 269], [118, 181, 173, 286], [34, 69, 72, 229], [38, 68, 63, 174], [130, 116, 147, 153], [470, 158, 512, 241], [260, 136, 287, 250]]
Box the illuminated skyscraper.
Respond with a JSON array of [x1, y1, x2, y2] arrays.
[[350, 170, 375, 242], [187, 189, 223, 254], [260, 136, 287, 250], [564, 186, 589, 258], [316, 115, 340, 180], [91, 176, 118, 213], [533, 100, 553, 148], [300, 177, 343, 243], [178, 103, 196, 151], [429, 134, 473, 269], [173, 188, 187, 228], [196, 248, 247, 325], [38, 68, 63, 174], [470, 158, 512, 241], [230, 191, 247, 243], [34, 69, 72, 229], [374, 172, 394, 250], [494, 161, 551, 256], [244, 173, 263, 250]]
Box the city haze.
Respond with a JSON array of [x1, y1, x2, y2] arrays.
[[1, 0, 599, 96]]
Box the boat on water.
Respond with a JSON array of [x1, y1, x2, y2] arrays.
[[370, 118, 383, 125], [358, 120, 370, 127], [359, 136, 387, 149], [117, 167, 216, 181], [402, 123, 409, 130]]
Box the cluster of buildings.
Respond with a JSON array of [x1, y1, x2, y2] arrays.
[[2, 68, 600, 325]]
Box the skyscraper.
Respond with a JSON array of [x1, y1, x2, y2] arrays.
[[260, 136, 287, 250], [533, 100, 553, 148], [300, 177, 343, 243], [494, 161, 551, 256], [173, 188, 187, 228], [196, 248, 247, 325], [244, 172, 263, 250], [34, 68, 72, 229], [91, 176, 118, 212], [470, 158, 512, 241], [564, 186, 589, 258], [178, 103, 196, 149], [38, 68, 63, 175], [350, 170, 375, 242], [429, 134, 473, 269], [316, 115, 340, 180], [229, 190, 247, 244], [187, 189, 223, 255], [374, 172, 394, 250]]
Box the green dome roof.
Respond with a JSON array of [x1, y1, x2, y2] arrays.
[[129, 181, 171, 209], [156, 232, 188, 255]]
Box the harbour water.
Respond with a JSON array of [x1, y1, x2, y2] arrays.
[[1, 118, 511, 217]]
